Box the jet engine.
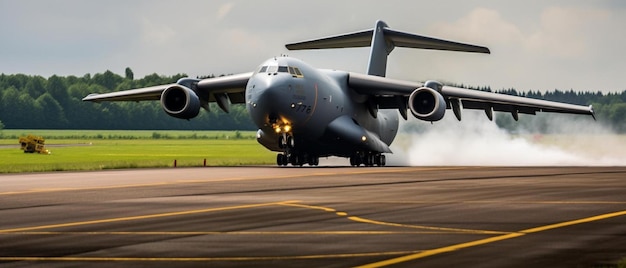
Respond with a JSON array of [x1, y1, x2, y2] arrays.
[[408, 87, 446, 121], [160, 85, 201, 119]]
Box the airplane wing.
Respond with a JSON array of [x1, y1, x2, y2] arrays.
[[82, 72, 253, 104], [348, 72, 595, 120]]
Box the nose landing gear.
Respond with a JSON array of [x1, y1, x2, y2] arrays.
[[276, 134, 319, 167]]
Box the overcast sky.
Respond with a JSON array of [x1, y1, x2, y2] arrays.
[[1, 0, 624, 92]]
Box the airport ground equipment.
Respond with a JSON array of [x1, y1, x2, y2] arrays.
[[19, 135, 50, 154]]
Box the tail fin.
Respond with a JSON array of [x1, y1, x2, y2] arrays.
[[285, 20, 490, 77]]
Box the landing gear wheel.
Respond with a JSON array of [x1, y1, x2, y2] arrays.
[[295, 154, 305, 166], [307, 155, 319, 166], [277, 154, 288, 166], [379, 154, 386, 166], [350, 155, 363, 167], [364, 154, 374, 167]]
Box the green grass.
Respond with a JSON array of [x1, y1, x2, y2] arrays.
[[0, 130, 276, 173], [0, 129, 256, 141]]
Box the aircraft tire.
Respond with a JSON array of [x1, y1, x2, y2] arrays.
[[365, 154, 374, 167], [308, 156, 319, 166], [376, 154, 386, 166], [290, 154, 303, 166], [350, 155, 360, 167], [277, 154, 287, 166]]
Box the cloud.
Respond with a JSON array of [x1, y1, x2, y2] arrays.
[[527, 6, 611, 59], [0, 1, 624, 92], [431, 7, 525, 46], [216, 3, 235, 21]]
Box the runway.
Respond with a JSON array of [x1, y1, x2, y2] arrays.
[[1, 166, 625, 267]]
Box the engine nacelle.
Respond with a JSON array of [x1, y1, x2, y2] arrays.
[[160, 85, 201, 119], [408, 87, 446, 121]]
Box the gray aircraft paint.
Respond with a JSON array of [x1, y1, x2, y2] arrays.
[[83, 20, 594, 166]]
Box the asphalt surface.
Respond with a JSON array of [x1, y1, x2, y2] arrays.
[[1, 166, 625, 267]]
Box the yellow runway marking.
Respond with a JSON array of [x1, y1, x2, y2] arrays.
[[353, 200, 626, 205], [0, 200, 298, 233], [278, 202, 508, 235], [357, 209, 626, 268], [348, 216, 510, 235], [281, 202, 337, 212]]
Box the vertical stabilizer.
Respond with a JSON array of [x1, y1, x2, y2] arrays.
[[367, 20, 394, 77]]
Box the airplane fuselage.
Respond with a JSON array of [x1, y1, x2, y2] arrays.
[[246, 57, 399, 160], [82, 20, 595, 167]]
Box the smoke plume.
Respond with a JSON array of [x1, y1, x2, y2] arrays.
[[388, 110, 625, 166]]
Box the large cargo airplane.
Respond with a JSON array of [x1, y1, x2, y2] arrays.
[[83, 20, 594, 167]]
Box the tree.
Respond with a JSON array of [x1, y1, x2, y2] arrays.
[[1, 69, 622, 132], [125, 67, 134, 80], [36, 93, 68, 128], [0, 86, 21, 127], [93, 70, 122, 91], [24, 75, 46, 98], [47, 75, 70, 106]]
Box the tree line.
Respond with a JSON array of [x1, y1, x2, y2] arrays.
[[0, 69, 625, 132], [0, 68, 254, 131]]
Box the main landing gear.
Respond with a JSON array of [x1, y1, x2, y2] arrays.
[[350, 152, 386, 167], [276, 134, 319, 167]]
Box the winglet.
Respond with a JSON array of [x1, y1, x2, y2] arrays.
[[589, 105, 596, 121]]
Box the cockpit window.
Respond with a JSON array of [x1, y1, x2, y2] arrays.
[[277, 66, 289, 73], [293, 67, 303, 77], [266, 66, 278, 73], [259, 65, 304, 78]]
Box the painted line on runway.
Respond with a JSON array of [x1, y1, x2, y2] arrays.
[[0, 200, 299, 233], [347, 216, 510, 235], [0, 167, 464, 196], [0, 250, 423, 262], [356, 209, 626, 268], [351, 200, 626, 205], [279, 202, 509, 235]]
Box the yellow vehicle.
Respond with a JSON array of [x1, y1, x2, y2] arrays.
[[19, 135, 50, 154]]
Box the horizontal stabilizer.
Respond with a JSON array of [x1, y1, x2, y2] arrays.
[[383, 28, 490, 54], [286, 29, 374, 50], [286, 25, 490, 54], [287, 20, 489, 76]]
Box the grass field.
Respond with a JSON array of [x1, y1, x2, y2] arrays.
[[0, 130, 275, 173]]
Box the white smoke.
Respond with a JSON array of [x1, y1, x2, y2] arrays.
[[388, 110, 626, 166]]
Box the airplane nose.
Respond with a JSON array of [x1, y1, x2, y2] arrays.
[[248, 79, 289, 126]]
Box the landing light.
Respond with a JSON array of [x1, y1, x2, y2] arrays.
[[361, 136, 367, 142], [273, 123, 292, 134]]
